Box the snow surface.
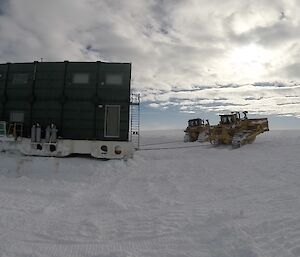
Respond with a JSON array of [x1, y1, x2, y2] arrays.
[[0, 130, 300, 257]]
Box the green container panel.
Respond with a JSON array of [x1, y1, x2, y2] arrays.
[[100, 62, 131, 76], [32, 101, 62, 129], [0, 63, 8, 73], [0, 64, 8, 100], [97, 63, 131, 102], [9, 63, 35, 72], [68, 62, 98, 72], [64, 82, 96, 101], [62, 101, 95, 139], [98, 88, 130, 103], [64, 63, 97, 100], [4, 101, 31, 136], [6, 81, 33, 100], [34, 63, 65, 100], [0, 101, 3, 120], [34, 80, 64, 100], [36, 62, 66, 72], [6, 63, 34, 100]]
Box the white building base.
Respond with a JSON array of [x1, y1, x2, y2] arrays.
[[1, 137, 134, 159]]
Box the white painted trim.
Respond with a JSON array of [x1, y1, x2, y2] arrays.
[[0, 138, 134, 159]]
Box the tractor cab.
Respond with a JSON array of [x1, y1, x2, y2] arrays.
[[219, 114, 238, 125], [188, 118, 203, 127], [184, 118, 210, 142]]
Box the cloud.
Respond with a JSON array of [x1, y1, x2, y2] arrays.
[[144, 82, 300, 118], [0, 0, 299, 118], [281, 63, 300, 79], [148, 103, 160, 108]]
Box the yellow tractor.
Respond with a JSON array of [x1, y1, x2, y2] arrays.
[[209, 111, 269, 148], [184, 118, 210, 142]]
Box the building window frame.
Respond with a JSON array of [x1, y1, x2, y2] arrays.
[[105, 73, 123, 86], [72, 73, 90, 84], [12, 73, 28, 84]]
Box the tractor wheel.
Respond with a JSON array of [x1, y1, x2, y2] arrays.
[[210, 139, 219, 146], [184, 134, 190, 142]]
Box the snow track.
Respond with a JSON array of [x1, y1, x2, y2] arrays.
[[0, 130, 300, 256]]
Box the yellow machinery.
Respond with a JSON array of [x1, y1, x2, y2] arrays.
[[209, 111, 269, 148], [184, 118, 210, 142]]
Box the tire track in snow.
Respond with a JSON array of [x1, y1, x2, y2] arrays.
[[15, 160, 169, 256], [12, 236, 191, 257], [243, 217, 300, 257], [7, 159, 196, 256]]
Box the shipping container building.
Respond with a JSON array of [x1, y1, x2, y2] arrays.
[[0, 61, 135, 159]]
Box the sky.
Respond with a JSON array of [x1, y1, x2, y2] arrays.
[[0, 0, 300, 130]]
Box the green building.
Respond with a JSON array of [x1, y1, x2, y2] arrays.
[[0, 61, 135, 159]]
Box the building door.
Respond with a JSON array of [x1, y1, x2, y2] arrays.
[[104, 105, 120, 137]]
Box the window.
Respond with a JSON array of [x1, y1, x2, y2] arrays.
[[105, 73, 123, 85], [9, 111, 24, 123], [13, 74, 28, 84], [72, 73, 89, 84]]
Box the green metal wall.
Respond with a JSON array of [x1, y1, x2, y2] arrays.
[[0, 64, 8, 122], [0, 61, 131, 141]]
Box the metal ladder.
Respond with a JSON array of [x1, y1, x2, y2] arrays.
[[130, 94, 140, 150], [8, 122, 23, 140]]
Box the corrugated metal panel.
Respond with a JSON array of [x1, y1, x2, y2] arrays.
[[34, 62, 65, 100], [32, 101, 62, 128], [98, 63, 131, 103], [62, 101, 95, 139], [0, 101, 3, 120], [6, 63, 34, 101], [0, 64, 8, 102], [6, 63, 34, 100], [65, 62, 97, 100]]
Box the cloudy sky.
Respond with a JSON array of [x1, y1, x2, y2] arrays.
[[0, 0, 300, 129]]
